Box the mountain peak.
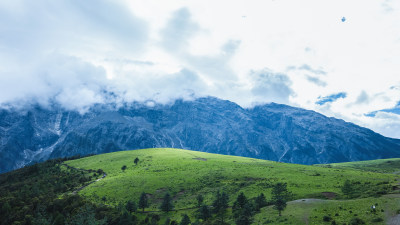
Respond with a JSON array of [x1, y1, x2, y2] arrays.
[[1, 97, 400, 173]]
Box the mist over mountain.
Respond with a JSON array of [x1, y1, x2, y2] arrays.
[[1, 97, 400, 173]]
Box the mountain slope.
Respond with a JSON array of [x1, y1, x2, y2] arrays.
[[2, 148, 399, 224], [1, 97, 400, 173]]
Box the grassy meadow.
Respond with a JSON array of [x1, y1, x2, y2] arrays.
[[64, 148, 400, 224]]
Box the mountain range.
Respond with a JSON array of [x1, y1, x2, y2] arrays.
[[1, 97, 400, 173]]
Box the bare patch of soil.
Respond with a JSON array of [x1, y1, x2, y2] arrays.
[[321, 192, 337, 199]]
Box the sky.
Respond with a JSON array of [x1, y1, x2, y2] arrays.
[[0, 0, 400, 138]]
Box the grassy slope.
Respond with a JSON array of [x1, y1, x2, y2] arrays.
[[318, 158, 400, 174], [65, 148, 400, 224]]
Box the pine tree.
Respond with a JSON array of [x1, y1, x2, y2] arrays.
[[233, 192, 248, 211], [134, 157, 139, 165], [126, 200, 137, 213], [233, 193, 254, 225], [254, 193, 267, 211], [138, 192, 149, 212], [197, 205, 211, 221], [219, 192, 229, 223], [196, 194, 204, 207], [160, 192, 174, 212], [212, 191, 222, 214], [271, 182, 292, 216], [179, 214, 191, 225], [341, 180, 354, 198], [234, 203, 254, 225], [118, 210, 133, 225]]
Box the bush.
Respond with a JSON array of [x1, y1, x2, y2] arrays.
[[323, 215, 332, 222], [349, 217, 365, 225], [371, 217, 383, 222]]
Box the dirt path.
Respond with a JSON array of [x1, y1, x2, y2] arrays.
[[61, 163, 107, 194], [388, 214, 400, 225]]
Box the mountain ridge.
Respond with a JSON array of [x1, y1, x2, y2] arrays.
[[1, 97, 400, 173]]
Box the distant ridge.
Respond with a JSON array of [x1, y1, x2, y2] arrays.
[[1, 97, 400, 173]]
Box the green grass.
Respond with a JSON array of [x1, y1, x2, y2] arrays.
[[318, 158, 400, 174], [64, 148, 400, 224]]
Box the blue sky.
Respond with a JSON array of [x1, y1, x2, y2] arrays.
[[0, 0, 400, 138]]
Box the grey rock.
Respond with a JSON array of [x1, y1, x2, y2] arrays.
[[1, 97, 400, 173]]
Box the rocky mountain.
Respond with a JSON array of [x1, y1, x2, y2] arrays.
[[1, 97, 400, 173]]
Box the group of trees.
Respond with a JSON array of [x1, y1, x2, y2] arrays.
[[121, 157, 140, 172], [183, 183, 292, 225], [0, 158, 113, 225], [341, 179, 391, 199], [120, 191, 174, 214], [116, 182, 291, 225]]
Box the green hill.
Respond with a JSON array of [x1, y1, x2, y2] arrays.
[[64, 148, 400, 224], [1, 148, 400, 225]]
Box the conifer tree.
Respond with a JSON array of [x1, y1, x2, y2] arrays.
[[271, 182, 292, 216], [138, 192, 149, 212], [179, 214, 191, 225], [160, 192, 174, 212]]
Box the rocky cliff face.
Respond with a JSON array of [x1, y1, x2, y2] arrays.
[[1, 97, 400, 173]]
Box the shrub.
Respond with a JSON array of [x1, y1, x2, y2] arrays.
[[323, 215, 332, 222], [371, 217, 383, 222], [349, 217, 365, 225]]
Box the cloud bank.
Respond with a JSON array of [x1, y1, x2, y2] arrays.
[[1, 0, 400, 138]]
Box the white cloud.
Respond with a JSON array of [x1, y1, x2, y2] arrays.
[[1, 0, 400, 138]]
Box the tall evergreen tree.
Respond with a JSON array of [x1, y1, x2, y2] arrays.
[[126, 200, 137, 213], [179, 214, 191, 225], [233, 192, 248, 211], [160, 192, 174, 212], [234, 203, 254, 225], [271, 182, 292, 216], [341, 180, 354, 198], [138, 192, 149, 212], [254, 193, 267, 211], [233, 193, 254, 225], [219, 192, 229, 223], [118, 210, 133, 225], [197, 205, 211, 221], [212, 191, 222, 214], [196, 194, 204, 207]]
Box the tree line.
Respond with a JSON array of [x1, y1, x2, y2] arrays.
[[117, 182, 292, 225]]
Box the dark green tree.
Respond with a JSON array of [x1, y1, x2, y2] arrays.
[[212, 191, 229, 222], [138, 192, 149, 212], [233, 193, 254, 225], [121, 165, 127, 172], [179, 214, 191, 225], [271, 182, 292, 216], [196, 194, 204, 207], [160, 192, 174, 212], [126, 200, 137, 213], [254, 193, 267, 211], [341, 180, 355, 198], [212, 191, 222, 214], [66, 205, 106, 225], [118, 209, 134, 225], [197, 205, 211, 221], [164, 217, 171, 225], [134, 157, 139, 165], [233, 192, 248, 210]]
